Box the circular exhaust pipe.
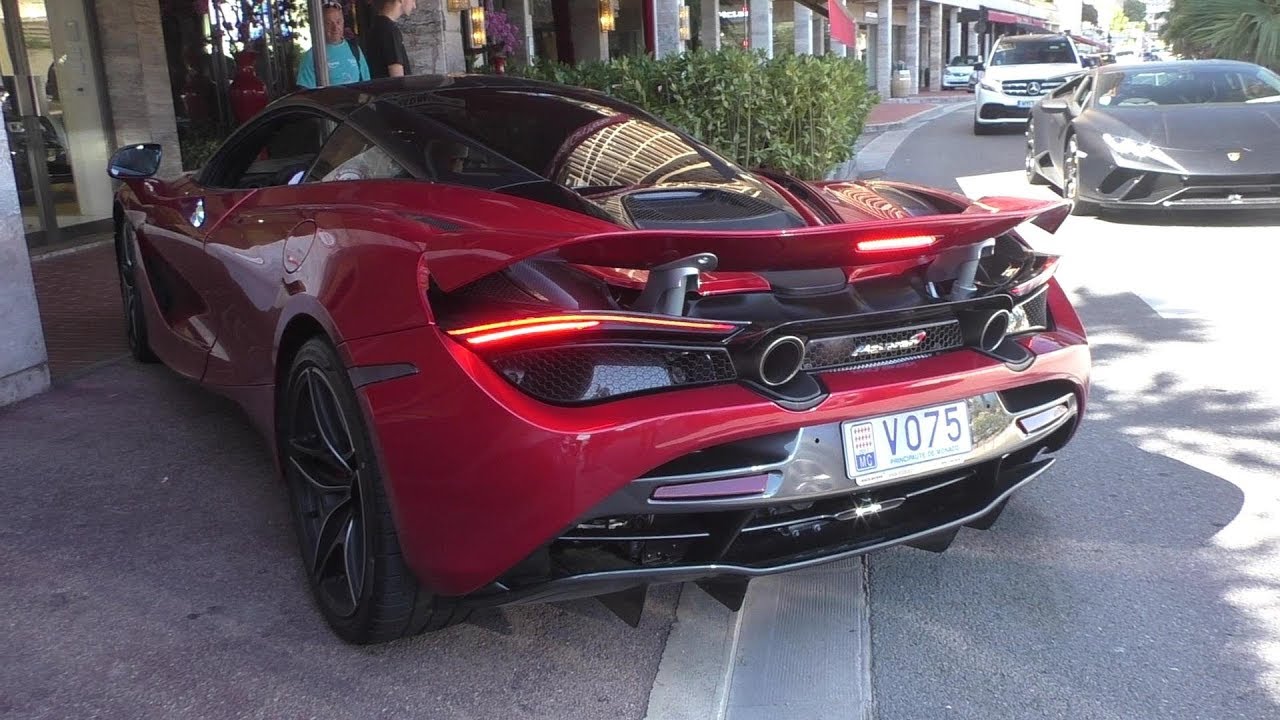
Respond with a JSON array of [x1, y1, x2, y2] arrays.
[[756, 335, 806, 387], [959, 309, 1012, 352]]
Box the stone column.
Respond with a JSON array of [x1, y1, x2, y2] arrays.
[[749, 0, 773, 57], [506, 0, 536, 64], [571, 0, 610, 62], [93, 0, 181, 175], [402, 0, 459, 73], [794, 4, 814, 55], [906, 0, 920, 95], [654, 0, 684, 57], [876, 0, 892, 94], [700, 0, 721, 51], [949, 7, 961, 60], [829, 0, 847, 58], [0, 128, 50, 407], [928, 2, 942, 91]]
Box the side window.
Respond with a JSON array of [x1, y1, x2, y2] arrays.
[[306, 124, 410, 183], [204, 112, 334, 189], [1073, 76, 1095, 107]]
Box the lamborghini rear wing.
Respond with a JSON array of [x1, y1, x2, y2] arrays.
[[424, 196, 1070, 293]]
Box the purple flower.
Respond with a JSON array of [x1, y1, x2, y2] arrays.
[[484, 1, 523, 56]]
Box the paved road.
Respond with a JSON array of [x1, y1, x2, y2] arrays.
[[870, 108, 1280, 719], [0, 362, 677, 720]]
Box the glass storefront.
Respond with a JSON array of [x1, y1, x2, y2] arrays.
[[1, 0, 114, 246]]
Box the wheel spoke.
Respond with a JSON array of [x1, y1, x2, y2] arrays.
[[342, 512, 364, 610], [306, 371, 356, 474], [287, 451, 351, 494], [311, 497, 352, 578]]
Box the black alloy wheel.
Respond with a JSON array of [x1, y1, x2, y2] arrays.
[[280, 338, 466, 643], [1025, 120, 1048, 185], [1064, 134, 1099, 216], [116, 223, 158, 362]]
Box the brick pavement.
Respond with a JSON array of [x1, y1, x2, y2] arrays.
[[29, 238, 129, 380], [866, 102, 936, 127]]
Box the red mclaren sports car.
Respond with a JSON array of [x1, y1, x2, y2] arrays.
[[109, 75, 1090, 644]]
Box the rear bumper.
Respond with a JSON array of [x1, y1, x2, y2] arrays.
[[342, 282, 1090, 598]]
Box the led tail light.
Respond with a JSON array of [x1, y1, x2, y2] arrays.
[[855, 235, 937, 252], [446, 313, 739, 346]]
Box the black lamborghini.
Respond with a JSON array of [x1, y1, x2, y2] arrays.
[[1025, 59, 1280, 215]]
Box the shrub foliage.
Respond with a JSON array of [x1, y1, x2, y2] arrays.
[[512, 49, 877, 180]]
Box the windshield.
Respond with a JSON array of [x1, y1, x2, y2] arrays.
[[990, 39, 1078, 66], [1095, 66, 1280, 106], [948, 56, 980, 66]]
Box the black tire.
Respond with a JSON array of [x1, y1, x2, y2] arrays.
[[116, 222, 159, 363], [973, 119, 993, 136], [1024, 120, 1049, 186], [279, 337, 468, 644], [1064, 134, 1099, 216]]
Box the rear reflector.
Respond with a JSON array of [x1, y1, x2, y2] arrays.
[[855, 235, 937, 252], [651, 474, 771, 500]]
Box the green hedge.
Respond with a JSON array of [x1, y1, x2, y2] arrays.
[[511, 49, 878, 180]]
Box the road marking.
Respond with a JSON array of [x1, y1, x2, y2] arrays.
[[723, 559, 872, 720]]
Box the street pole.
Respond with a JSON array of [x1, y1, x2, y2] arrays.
[[308, 0, 330, 86]]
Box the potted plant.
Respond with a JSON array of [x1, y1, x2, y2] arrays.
[[484, 0, 523, 74]]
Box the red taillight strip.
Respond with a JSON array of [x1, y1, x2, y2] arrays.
[[459, 320, 601, 345], [446, 314, 738, 346], [855, 235, 938, 252]]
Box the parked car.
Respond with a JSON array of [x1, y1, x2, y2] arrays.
[[974, 33, 1085, 135], [109, 74, 1091, 644], [1026, 59, 1280, 215], [943, 55, 982, 90]]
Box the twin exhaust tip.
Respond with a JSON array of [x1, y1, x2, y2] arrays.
[[743, 308, 1010, 388], [959, 309, 1011, 353]]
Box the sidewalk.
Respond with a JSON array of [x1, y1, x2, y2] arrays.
[[29, 237, 128, 380]]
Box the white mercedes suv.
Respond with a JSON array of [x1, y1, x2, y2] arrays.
[[973, 34, 1084, 135]]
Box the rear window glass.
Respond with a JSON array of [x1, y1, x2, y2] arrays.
[[383, 87, 743, 191]]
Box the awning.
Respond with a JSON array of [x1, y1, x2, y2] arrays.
[[985, 9, 1049, 29], [1070, 33, 1108, 49]]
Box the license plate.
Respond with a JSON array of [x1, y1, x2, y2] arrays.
[[1017, 99, 1036, 108], [842, 401, 973, 486]]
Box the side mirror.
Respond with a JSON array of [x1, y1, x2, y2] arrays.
[[973, 62, 985, 72], [108, 143, 163, 179], [1040, 98, 1069, 113]]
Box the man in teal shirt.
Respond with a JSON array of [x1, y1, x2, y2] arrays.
[[297, 1, 371, 88]]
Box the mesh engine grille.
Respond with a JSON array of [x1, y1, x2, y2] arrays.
[[491, 344, 737, 404], [803, 321, 964, 371], [1022, 289, 1049, 329], [623, 189, 786, 224]]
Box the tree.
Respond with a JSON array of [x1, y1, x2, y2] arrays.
[[1123, 0, 1148, 23], [1082, 3, 1099, 25], [1162, 0, 1280, 69]]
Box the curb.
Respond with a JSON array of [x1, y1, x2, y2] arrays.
[[863, 102, 966, 135]]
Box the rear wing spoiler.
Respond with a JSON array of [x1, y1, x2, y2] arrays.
[[424, 196, 1070, 293]]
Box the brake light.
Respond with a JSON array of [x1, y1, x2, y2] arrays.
[[856, 235, 937, 252], [447, 313, 738, 346]]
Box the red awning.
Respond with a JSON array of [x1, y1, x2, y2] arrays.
[[1070, 33, 1108, 49], [986, 9, 1048, 28]]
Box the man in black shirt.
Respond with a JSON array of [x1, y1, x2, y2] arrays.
[[364, 0, 416, 78]]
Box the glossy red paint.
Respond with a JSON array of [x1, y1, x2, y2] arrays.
[[342, 277, 1088, 596]]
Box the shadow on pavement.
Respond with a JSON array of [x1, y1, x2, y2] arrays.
[[870, 288, 1280, 719], [0, 362, 676, 720]]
